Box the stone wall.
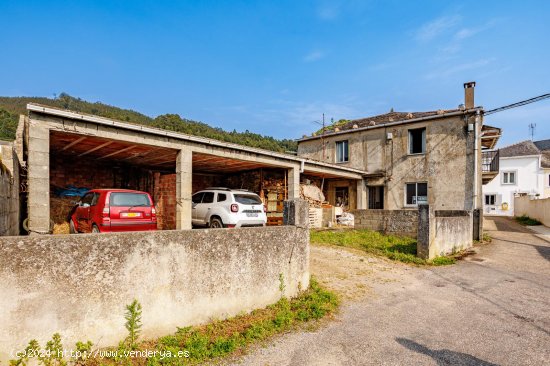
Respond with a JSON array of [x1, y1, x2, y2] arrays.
[[298, 113, 482, 211], [0, 143, 19, 236], [0, 226, 309, 360], [418, 205, 473, 259], [514, 196, 550, 227], [352, 209, 418, 237]]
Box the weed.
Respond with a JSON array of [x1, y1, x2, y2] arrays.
[[515, 215, 542, 226], [310, 229, 455, 266], [278, 273, 286, 297], [124, 299, 142, 350]]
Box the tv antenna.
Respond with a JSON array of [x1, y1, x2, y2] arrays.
[[312, 113, 328, 160]]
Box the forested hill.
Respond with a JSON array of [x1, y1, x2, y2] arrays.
[[0, 93, 298, 153]]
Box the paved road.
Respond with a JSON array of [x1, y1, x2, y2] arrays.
[[230, 217, 550, 366]]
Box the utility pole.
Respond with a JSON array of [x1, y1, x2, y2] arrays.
[[529, 123, 536, 140]]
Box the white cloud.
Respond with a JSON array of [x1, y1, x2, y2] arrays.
[[424, 58, 494, 80], [415, 15, 461, 42], [303, 50, 325, 63]]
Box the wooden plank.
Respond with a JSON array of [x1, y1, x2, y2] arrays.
[[98, 145, 136, 160], [77, 141, 114, 157]]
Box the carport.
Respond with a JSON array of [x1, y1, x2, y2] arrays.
[[23, 104, 367, 234]]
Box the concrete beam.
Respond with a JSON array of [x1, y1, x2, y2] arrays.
[[357, 179, 367, 209], [176, 148, 193, 230], [27, 122, 50, 234], [287, 165, 301, 200]]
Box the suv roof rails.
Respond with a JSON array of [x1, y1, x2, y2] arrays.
[[204, 187, 232, 191], [233, 189, 250, 192]]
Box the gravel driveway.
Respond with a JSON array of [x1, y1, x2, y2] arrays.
[[229, 216, 550, 366]]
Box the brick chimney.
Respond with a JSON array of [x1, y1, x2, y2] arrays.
[[464, 81, 476, 109]]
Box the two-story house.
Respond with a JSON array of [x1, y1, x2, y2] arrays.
[[483, 139, 550, 216], [297, 82, 501, 212]]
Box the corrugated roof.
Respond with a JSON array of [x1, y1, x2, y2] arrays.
[[499, 140, 541, 157]]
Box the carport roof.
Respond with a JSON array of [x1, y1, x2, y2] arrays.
[[28, 103, 367, 179]]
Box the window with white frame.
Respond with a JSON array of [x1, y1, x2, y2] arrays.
[[485, 194, 496, 205], [336, 140, 349, 163], [502, 171, 516, 185], [408, 128, 426, 154], [405, 182, 428, 206]]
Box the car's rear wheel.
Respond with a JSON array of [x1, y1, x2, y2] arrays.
[[210, 217, 223, 229], [91, 225, 100, 233]]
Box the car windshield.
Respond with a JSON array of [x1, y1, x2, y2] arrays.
[[110, 193, 150, 207], [234, 194, 262, 205]]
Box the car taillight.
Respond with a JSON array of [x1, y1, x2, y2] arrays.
[[231, 204, 239, 213], [152, 207, 157, 220], [102, 206, 110, 217]]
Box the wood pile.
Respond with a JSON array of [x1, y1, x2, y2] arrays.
[[50, 197, 77, 224], [300, 184, 327, 208]]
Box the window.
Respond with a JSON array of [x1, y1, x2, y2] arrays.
[[485, 194, 496, 205], [336, 140, 349, 163], [408, 128, 426, 154], [405, 182, 428, 206], [217, 193, 227, 202], [192, 193, 204, 204], [502, 171, 516, 185], [80, 193, 94, 206], [202, 192, 215, 203], [234, 194, 262, 205], [110, 193, 150, 207]]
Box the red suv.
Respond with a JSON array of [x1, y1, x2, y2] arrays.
[[70, 189, 157, 233]]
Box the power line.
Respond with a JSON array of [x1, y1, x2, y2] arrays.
[[484, 93, 550, 115]]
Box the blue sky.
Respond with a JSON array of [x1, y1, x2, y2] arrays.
[[1, 0, 548, 146]]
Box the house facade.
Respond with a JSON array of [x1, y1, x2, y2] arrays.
[[297, 82, 500, 212], [483, 139, 550, 216]]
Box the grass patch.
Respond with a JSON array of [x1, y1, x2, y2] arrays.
[[310, 229, 455, 266], [515, 215, 542, 226], [83, 277, 338, 366]]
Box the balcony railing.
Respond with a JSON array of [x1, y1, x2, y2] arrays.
[[482, 150, 499, 173]]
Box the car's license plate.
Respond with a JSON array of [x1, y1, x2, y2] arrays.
[[246, 213, 258, 217], [122, 212, 141, 218]]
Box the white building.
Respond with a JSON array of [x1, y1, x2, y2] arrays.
[[483, 139, 550, 216]]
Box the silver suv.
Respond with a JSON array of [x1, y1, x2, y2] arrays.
[[191, 188, 267, 228]]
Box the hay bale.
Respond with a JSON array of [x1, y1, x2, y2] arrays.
[[52, 222, 70, 235]]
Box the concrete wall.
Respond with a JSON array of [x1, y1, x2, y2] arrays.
[[514, 196, 550, 226], [417, 205, 473, 259], [352, 209, 418, 237], [0, 143, 20, 236], [0, 226, 309, 360], [298, 114, 481, 211]]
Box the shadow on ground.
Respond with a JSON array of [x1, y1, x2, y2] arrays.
[[396, 338, 499, 366]]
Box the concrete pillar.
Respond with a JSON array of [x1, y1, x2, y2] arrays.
[[176, 148, 193, 230], [27, 122, 50, 235], [356, 179, 367, 210], [283, 199, 309, 228], [417, 205, 435, 259], [287, 164, 301, 200]]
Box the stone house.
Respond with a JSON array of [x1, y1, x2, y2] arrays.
[[297, 82, 501, 212]]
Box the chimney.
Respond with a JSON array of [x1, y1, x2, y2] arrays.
[[464, 81, 476, 109]]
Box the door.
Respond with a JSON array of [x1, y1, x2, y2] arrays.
[[368, 186, 384, 209], [191, 192, 204, 224], [76, 192, 95, 232], [195, 192, 215, 225]]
